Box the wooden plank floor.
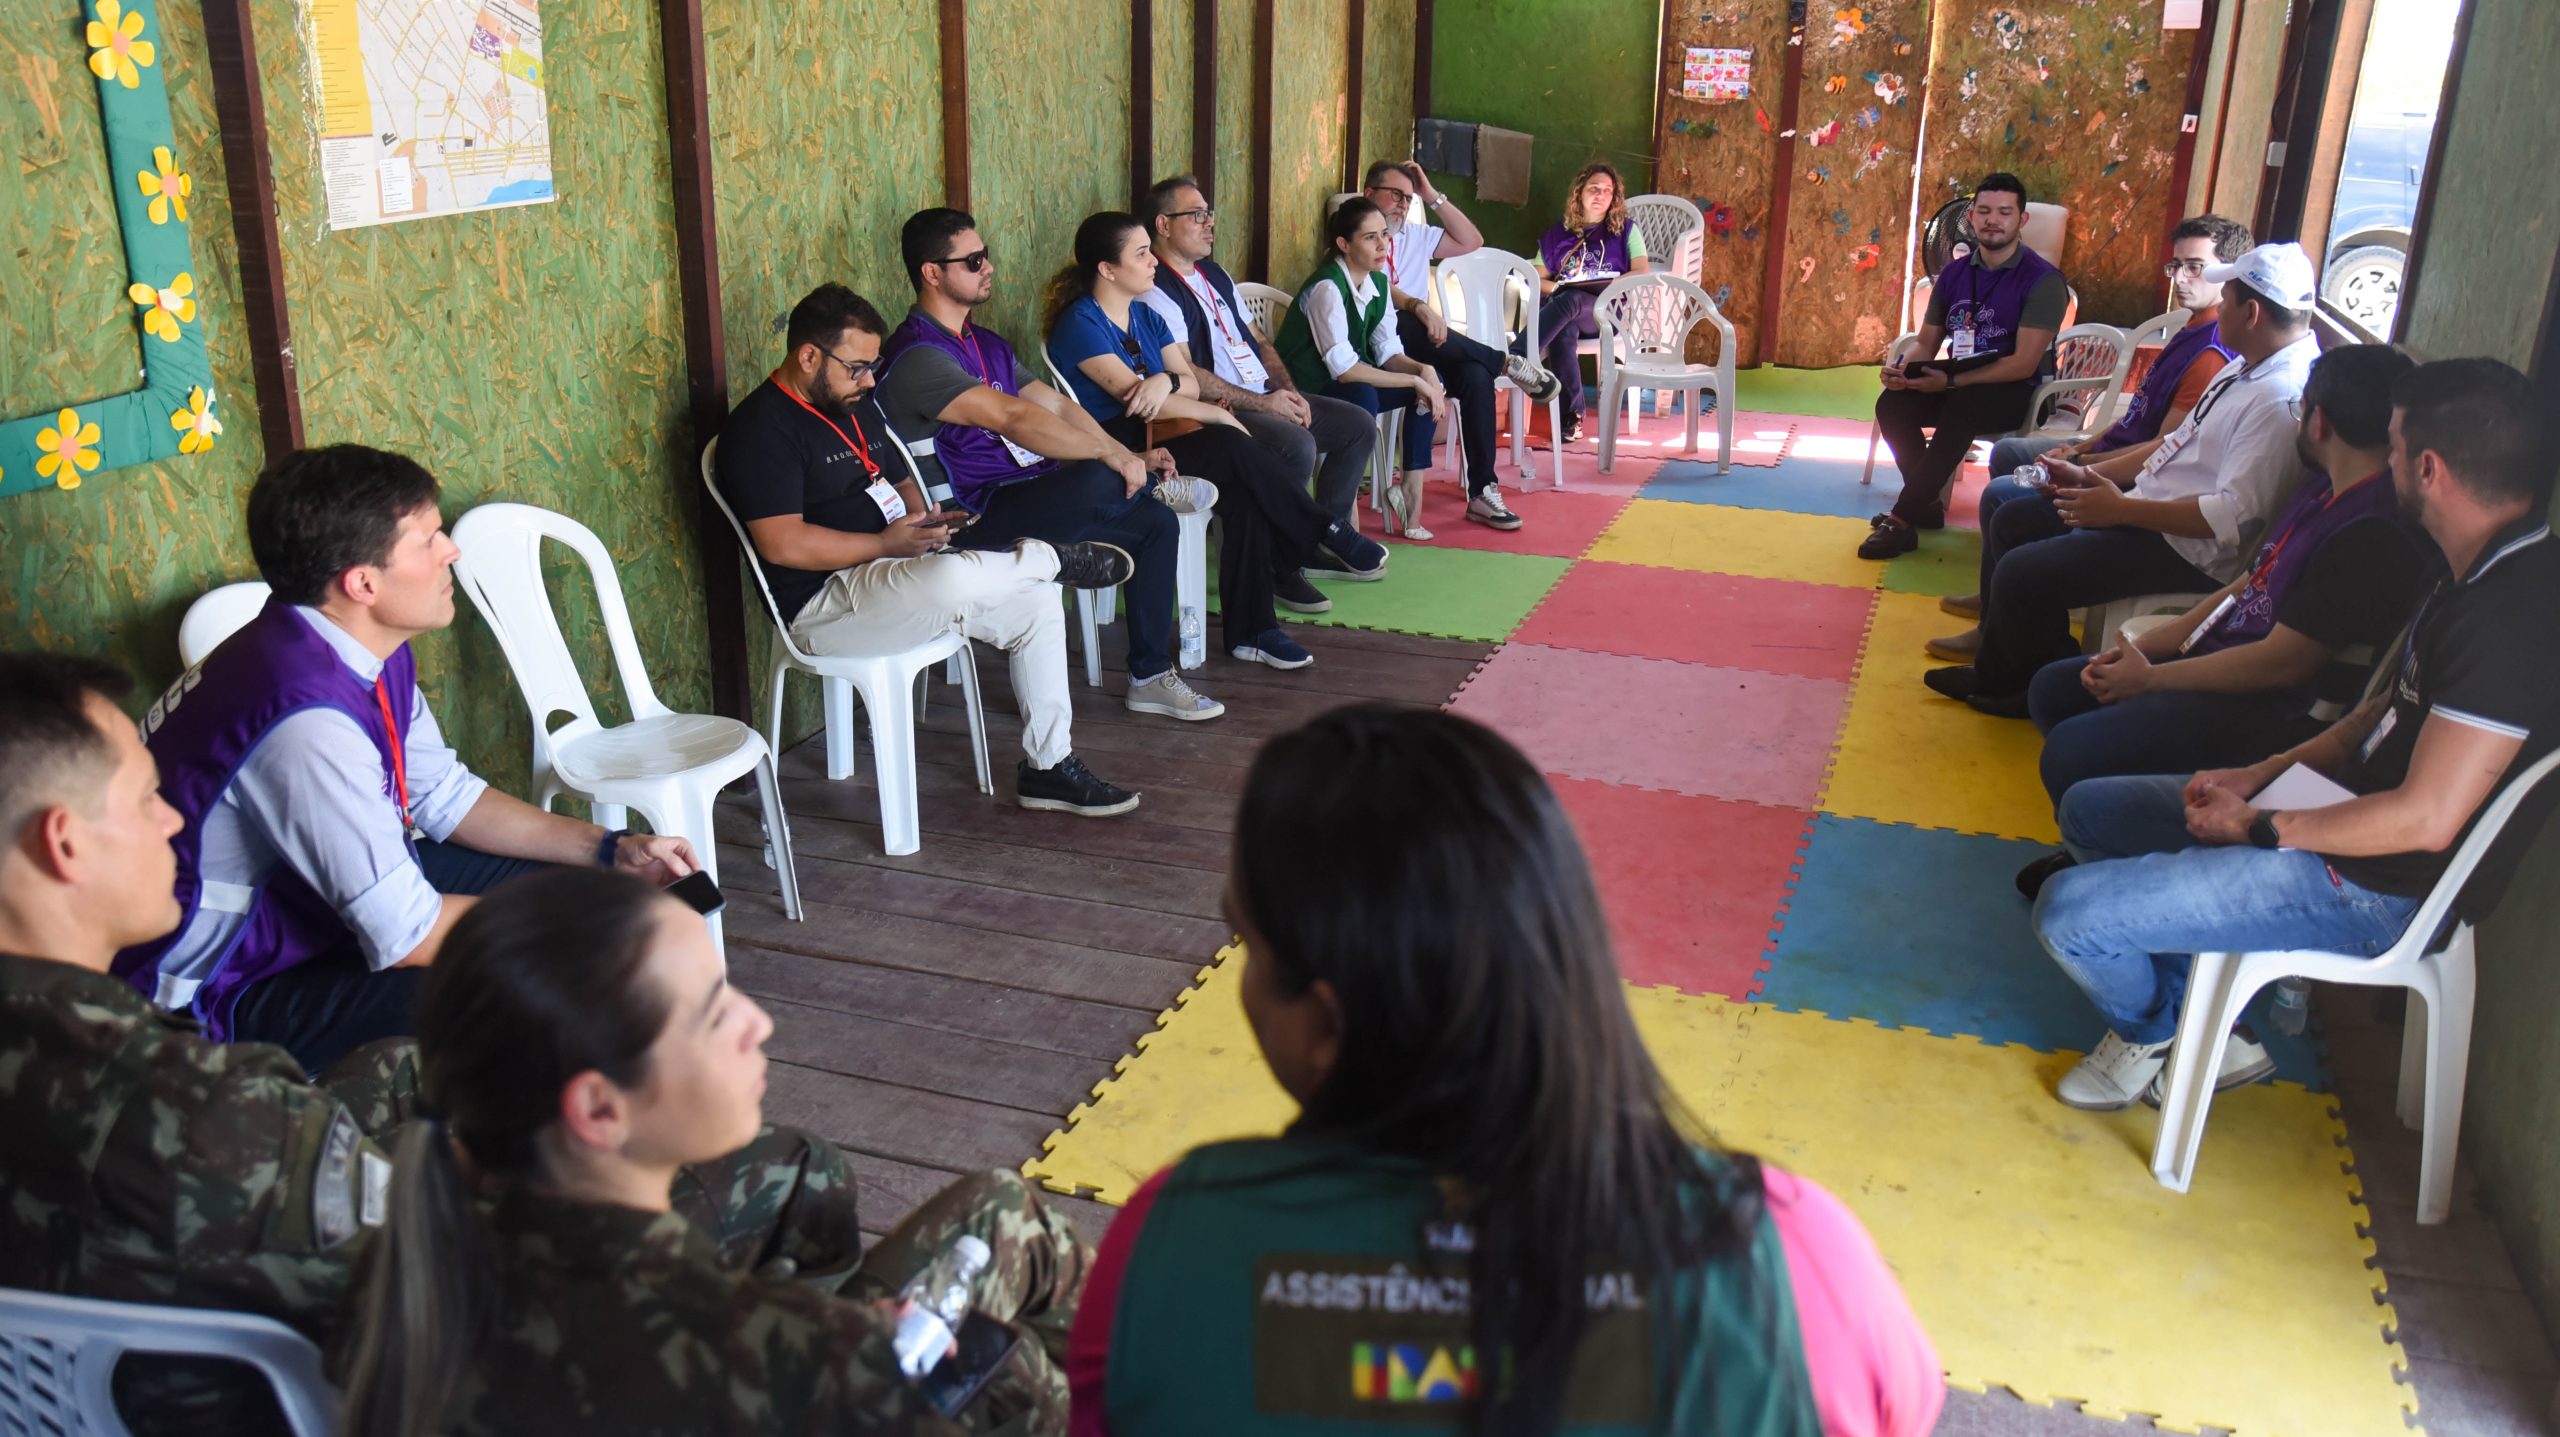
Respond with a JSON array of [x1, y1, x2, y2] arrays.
[[713, 621, 1496, 1245]]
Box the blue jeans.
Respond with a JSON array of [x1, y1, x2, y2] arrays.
[[2033, 776, 2420, 1042], [961, 459, 1180, 681], [2028, 656, 2325, 805], [1985, 436, 2070, 484]]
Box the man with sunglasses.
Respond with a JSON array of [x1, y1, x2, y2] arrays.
[[1359, 158, 1559, 532], [716, 282, 1144, 819], [877, 208, 1225, 724]]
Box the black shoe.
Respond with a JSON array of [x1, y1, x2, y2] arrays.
[[1859, 514, 1921, 559], [1051, 542, 1135, 590], [2016, 851, 2077, 900], [1965, 689, 2031, 719], [1274, 570, 1333, 614], [1922, 664, 1978, 701], [1015, 755, 1140, 817]]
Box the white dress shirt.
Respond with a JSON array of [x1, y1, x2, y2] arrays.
[[1297, 267, 1406, 382], [2132, 332, 2320, 581], [1137, 263, 1273, 393]]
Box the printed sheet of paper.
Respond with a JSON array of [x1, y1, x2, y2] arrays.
[[2254, 763, 2357, 812], [1683, 46, 1753, 103], [307, 0, 554, 230]]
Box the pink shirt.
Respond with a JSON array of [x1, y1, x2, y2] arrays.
[[1066, 1162, 1942, 1437]]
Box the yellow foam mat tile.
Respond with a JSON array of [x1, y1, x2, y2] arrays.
[[1824, 590, 2061, 842], [1585, 498, 1883, 591], [1032, 956, 2414, 1437]]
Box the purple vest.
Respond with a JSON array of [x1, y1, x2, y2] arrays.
[[113, 600, 417, 1039], [1934, 245, 2062, 360], [1540, 221, 1635, 283], [879, 309, 1057, 511], [2192, 470, 2402, 654], [2095, 316, 2234, 454]]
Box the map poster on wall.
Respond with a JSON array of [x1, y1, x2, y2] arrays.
[[1682, 46, 1752, 103], [306, 0, 554, 231]]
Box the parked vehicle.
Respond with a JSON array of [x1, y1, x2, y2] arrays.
[[2322, 108, 2432, 333]]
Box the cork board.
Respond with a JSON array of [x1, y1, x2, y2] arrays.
[[1653, 0, 1791, 366], [1268, 0, 1350, 290], [1918, 0, 2203, 325], [1777, 0, 1933, 367]]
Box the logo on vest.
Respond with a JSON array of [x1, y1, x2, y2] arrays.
[[1350, 1342, 1480, 1404], [141, 665, 205, 740]]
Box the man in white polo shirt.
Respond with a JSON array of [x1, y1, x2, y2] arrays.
[[1929, 242, 2324, 716]]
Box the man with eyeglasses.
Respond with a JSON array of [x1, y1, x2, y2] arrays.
[[1932, 214, 2254, 661], [1359, 158, 1559, 532], [717, 281, 1147, 819], [1136, 175, 1381, 578], [875, 207, 1227, 728], [1925, 242, 2324, 718]]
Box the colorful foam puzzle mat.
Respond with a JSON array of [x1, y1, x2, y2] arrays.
[[1642, 453, 1914, 520], [1511, 562, 1877, 682], [1731, 364, 1889, 423], [1823, 592, 2060, 843], [1270, 543, 1570, 644], [1550, 776, 1809, 997], [1587, 498, 1886, 591], [1028, 951, 2409, 1437], [1348, 477, 1634, 559]]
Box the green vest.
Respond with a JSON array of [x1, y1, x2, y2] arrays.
[[1276, 261, 1392, 393], [1100, 1137, 1821, 1436]]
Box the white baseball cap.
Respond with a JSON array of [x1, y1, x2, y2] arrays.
[[2202, 242, 2318, 311]]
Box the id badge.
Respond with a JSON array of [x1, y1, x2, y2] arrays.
[[2358, 706, 2400, 762], [999, 434, 1046, 469], [1949, 327, 1977, 361], [866, 479, 907, 523], [2180, 593, 2238, 655], [1228, 340, 1268, 387]]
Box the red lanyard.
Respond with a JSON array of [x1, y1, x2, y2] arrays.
[[1182, 268, 1242, 346], [2243, 475, 2364, 596], [372, 676, 416, 838], [958, 324, 995, 386], [777, 378, 879, 478]]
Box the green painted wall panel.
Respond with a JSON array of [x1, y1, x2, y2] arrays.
[[1362, 0, 1418, 175], [1424, 0, 1660, 262], [1268, 0, 1350, 290], [970, 0, 1132, 345]]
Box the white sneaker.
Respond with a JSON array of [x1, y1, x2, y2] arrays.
[[2055, 1031, 2172, 1111], [1504, 354, 1562, 403], [2142, 1031, 2278, 1106], [1125, 669, 1226, 722], [1465, 486, 1524, 532], [1153, 475, 1218, 515]]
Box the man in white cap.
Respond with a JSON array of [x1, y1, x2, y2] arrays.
[[1928, 242, 2325, 716]]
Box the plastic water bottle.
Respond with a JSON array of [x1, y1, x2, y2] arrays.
[[2269, 978, 2311, 1038], [1178, 605, 1206, 670], [892, 1233, 990, 1377]]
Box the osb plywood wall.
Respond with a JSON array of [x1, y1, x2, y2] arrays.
[[1363, 0, 1419, 177], [4, 0, 1415, 784], [1214, 0, 1260, 277], [1918, 0, 2203, 325], [1776, 0, 1932, 367], [1269, 0, 1350, 289], [1653, 0, 1788, 366]]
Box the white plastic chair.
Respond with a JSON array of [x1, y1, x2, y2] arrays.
[[2150, 747, 2560, 1224], [0, 1287, 338, 1436], [1028, 344, 1124, 684], [1435, 250, 1553, 489], [1593, 274, 1735, 474], [2082, 591, 2216, 655], [2014, 323, 2136, 447], [449, 502, 803, 954], [177, 581, 272, 666], [1615, 194, 1707, 425], [1860, 328, 1936, 487], [1242, 281, 1413, 537], [698, 439, 992, 859]]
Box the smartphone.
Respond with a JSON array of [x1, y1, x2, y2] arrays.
[[934, 506, 980, 533], [665, 869, 725, 917], [916, 1310, 1022, 1418]]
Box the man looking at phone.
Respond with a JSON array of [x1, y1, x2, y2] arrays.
[[717, 282, 1145, 821]]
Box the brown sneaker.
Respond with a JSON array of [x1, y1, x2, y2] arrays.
[[1940, 591, 1982, 619], [1925, 627, 1982, 661]]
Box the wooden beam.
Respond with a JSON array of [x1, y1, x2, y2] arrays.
[[1249, 0, 1275, 282], [2160, 0, 2224, 297], [198, 0, 302, 459], [939, 0, 970, 209], [2393, 0, 2477, 346], [656, 0, 747, 721], [1343, 0, 1367, 194], [1413, 0, 1433, 120], [1754, 1, 1810, 365], [1193, 0, 1219, 190], [1130, 0, 1154, 203]]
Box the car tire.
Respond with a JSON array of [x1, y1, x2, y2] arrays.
[[2322, 244, 2405, 333]]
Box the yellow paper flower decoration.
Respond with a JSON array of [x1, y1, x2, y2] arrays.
[[170, 386, 222, 454], [36, 409, 103, 490], [86, 0, 156, 90], [127, 272, 196, 341], [139, 145, 191, 225]]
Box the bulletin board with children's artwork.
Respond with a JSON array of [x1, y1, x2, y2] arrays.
[[1653, 1, 1793, 367], [1916, 0, 2205, 326], [1777, 1, 1931, 366]]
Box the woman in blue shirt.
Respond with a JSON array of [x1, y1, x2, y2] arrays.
[[1046, 212, 1388, 670]]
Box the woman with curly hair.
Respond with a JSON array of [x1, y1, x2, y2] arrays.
[[1534, 162, 1653, 443]]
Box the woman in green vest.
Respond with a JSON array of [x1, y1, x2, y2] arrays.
[[1064, 707, 1943, 1436], [1276, 199, 1454, 538]]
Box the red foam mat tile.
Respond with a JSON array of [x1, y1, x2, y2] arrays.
[[1513, 562, 1878, 682], [1553, 777, 1812, 997]]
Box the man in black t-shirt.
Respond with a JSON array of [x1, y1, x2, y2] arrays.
[[717, 283, 1145, 818], [2030, 358, 2558, 1113]]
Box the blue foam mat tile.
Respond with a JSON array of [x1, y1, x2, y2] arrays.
[[1761, 814, 2328, 1088], [1640, 454, 1905, 519]]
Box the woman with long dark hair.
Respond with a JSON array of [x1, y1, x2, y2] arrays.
[[1045, 211, 1391, 671], [1535, 161, 1654, 443], [340, 868, 1092, 1436], [1065, 707, 1942, 1436]]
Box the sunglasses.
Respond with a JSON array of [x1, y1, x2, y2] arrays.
[[932, 248, 993, 273]]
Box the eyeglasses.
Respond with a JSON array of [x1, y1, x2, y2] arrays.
[[822, 348, 879, 381], [2284, 395, 2306, 420], [1165, 206, 1215, 224], [932, 248, 993, 273], [2162, 260, 2212, 278], [1364, 185, 1415, 205]]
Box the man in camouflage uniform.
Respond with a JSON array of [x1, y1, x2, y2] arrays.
[[0, 653, 1085, 1433]]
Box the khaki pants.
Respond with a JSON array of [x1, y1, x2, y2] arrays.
[[789, 543, 1073, 769]]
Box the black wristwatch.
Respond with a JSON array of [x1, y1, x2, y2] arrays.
[[597, 827, 632, 868], [2246, 812, 2281, 850]]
